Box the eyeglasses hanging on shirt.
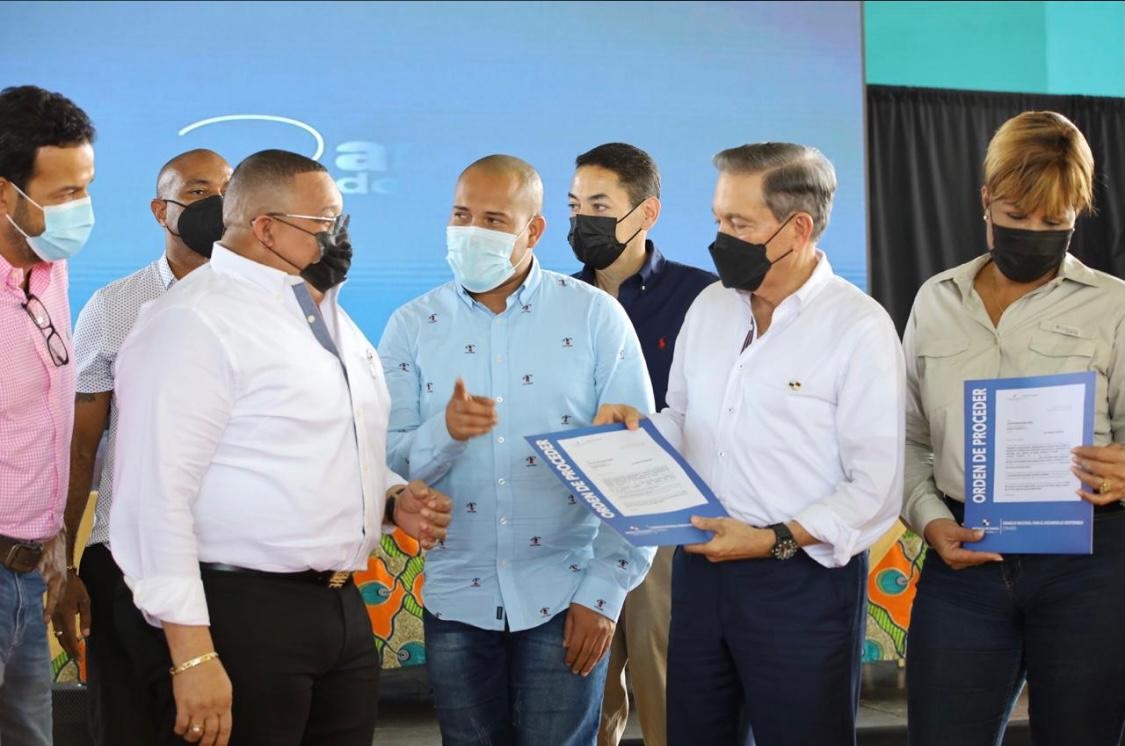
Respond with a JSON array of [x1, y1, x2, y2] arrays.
[[21, 292, 69, 366]]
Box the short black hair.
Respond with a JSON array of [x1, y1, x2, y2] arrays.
[[575, 142, 660, 207], [224, 149, 329, 224], [0, 85, 95, 190]]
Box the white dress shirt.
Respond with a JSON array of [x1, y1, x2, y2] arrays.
[[110, 244, 404, 626], [652, 253, 905, 567]]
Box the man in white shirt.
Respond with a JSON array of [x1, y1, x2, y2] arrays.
[[109, 149, 452, 746], [597, 142, 904, 746]]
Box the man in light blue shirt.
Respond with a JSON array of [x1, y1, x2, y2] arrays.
[[379, 154, 655, 745]]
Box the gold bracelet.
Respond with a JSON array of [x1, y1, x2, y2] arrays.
[[169, 651, 220, 677]]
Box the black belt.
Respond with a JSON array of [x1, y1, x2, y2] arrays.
[[199, 562, 354, 589], [0, 535, 44, 573], [942, 494, 1124, 521]]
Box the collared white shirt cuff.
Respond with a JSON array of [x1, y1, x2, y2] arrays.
[[792, 503, 863, 568], [131, 575, 210, 628]]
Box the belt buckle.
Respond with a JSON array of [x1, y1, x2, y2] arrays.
[[5, 542, 42, 574], [327, 571, 351, 589]]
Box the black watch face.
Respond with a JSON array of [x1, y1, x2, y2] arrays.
[[772, 539, 799, 560]]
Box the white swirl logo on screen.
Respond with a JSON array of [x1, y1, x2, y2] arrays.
[[177, 114, 396, 196]]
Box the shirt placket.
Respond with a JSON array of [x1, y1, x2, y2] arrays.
[[490, 309, 515, 624]]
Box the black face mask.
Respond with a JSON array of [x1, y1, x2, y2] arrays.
[[568, 201, 644, 270], [708, 214, 795, 291], [164, 194, 225, 257], [990, 221, 1073, 283], [299, 215, 353, 292]]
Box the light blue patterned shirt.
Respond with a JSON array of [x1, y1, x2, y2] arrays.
[[379, 258, 656, 632]]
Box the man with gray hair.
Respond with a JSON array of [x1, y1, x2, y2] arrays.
[[594, 142, 905, 745]]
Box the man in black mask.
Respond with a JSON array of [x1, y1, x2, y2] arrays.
[[568, 143, 715, 746], [594, 142, 904, 745], [53, 148, 231, 745]]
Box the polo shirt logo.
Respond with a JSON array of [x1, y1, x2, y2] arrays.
[[658, 336, 667, 350]]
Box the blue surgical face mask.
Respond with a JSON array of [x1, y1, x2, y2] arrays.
[[446, 222, 532, 293], [6, 183, 95, 262]]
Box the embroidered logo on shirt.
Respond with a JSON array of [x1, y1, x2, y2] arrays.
[[788, 380, 802, 391], [616, 559, 629, 569], [540, 607, 551, 617], [562, 337, 574, 348], [398, 362, 411, 372], [596, 599, 606, 610], [470, 577, 481, 588], [465, 344, 477, 354], [530, 536, 542, 547], [521, 303, 532, 313], [522, 374, 534, 385], [568, 564, 581, 572], [658, 336, 667, 351], [618, 349, 625, 360], [467, 502, 478, 513], [427, 313, 439, 324], [525, 456, 538, 467], [561, 414, 573, 425], [567, 494, 577, 505], [558, 279, 568, 287], [425, 382, 434, 393]]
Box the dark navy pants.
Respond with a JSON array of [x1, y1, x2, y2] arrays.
[[907, 502, 1125, 746], [667, 547, 867, 746]]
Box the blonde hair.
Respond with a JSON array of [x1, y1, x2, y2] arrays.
[[984, 111, 1095, 218]]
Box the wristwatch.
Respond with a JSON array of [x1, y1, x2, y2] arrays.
[[767, 523, 799, 560], [385, 485, 407, 526]]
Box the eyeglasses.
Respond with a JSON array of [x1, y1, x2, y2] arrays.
[[266, 213, 345, 234], [22, 294, 69, 367]]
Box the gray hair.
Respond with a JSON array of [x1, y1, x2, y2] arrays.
[[713, 142, 836, 241]]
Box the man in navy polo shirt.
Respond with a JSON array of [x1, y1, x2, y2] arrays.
[[568, 142, 716, 746]]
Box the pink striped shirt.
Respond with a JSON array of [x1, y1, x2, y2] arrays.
[[0, 251, 74, 541]]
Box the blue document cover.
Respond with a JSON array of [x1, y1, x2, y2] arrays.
[[526, 419, 729, 546], [963, 371, 1096, 554]]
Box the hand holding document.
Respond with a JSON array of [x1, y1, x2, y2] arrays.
[[527, 419, 728, 546], [963, 371, 1095, 554]]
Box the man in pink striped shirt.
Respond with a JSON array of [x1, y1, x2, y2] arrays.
[[0, 85, 96, 746]]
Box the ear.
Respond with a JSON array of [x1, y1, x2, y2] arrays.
[[151, 198, 167, 227], [0, 178, 12, 219], [792, 212, 815, 246], [250, 214, 273, 247], [526, 214, 547, 250], [641, 197, 661, 231], [980, 185, 990, 216]]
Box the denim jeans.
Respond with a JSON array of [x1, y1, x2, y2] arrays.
[[0, 567, 52, 746], [907, 505, 1125, 746], [424, 609, 608, 746]]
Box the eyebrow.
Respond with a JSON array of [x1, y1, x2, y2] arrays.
[[182, 178, 213, 188]]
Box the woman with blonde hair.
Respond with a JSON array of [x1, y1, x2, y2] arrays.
[[902, 111, 1125, 745]]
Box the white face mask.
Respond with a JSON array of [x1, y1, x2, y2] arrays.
[[445, 222, 531, 293], [6, 182, 95, 262]]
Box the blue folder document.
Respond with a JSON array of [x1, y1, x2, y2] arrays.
[[526, 419, 729, 546], [963, 371, 1096, 554]]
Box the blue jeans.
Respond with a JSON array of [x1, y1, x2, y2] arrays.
[[667, 548, 867, 746], [0, 567, 52, 746], [907, 504, 1125, 746], [424, 609, 608, 746]]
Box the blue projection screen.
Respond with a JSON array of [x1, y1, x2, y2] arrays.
[[1, 1, 865, 337]]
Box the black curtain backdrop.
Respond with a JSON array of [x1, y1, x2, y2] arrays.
[[867, 85, 1125, 334]]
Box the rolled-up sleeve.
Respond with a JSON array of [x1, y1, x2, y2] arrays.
[[109, 306, 234, 627], [793, 314, 906, 566]]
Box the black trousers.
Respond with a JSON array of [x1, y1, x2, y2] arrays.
[[80, 542, 158, 745], [115, 569, 381, 746]]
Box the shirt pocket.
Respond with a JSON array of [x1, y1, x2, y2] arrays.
[[916, 337, 970, 412], [1027, 323, 1097, 373]]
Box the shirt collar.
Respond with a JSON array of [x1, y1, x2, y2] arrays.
[[156, 253, 177, 289], [743, 250, 833, 311], [455, 254, 544, 310], [951, 252, 1100, 301], [579, 241, 666, 288], [209, 242, 303, 296], [0, 249, 54, 295]]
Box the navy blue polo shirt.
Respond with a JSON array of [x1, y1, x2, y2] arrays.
[[576, 241, 717, 411]]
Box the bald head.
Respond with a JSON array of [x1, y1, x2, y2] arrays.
[[458, 154, 543, 220], [155, 149, 230, 198]]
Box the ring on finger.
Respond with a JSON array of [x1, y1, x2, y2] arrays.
[[1099, 479, 1112, 494], [190, 723, 203, 734]]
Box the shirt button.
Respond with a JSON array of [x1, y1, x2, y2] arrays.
[[499, 517, 508, 525], [719, 451, 726, 458], [498, 478, 506, 486], [497, 436, 505, 444], [500, 560, 509, 567], [727, 407, 734, 414], [496, 396, 504, 404], [307, 315, 316, 324], [495, 355, 503, 363]]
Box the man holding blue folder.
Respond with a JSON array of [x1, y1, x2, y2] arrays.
[[597, 142, 905, 746]]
